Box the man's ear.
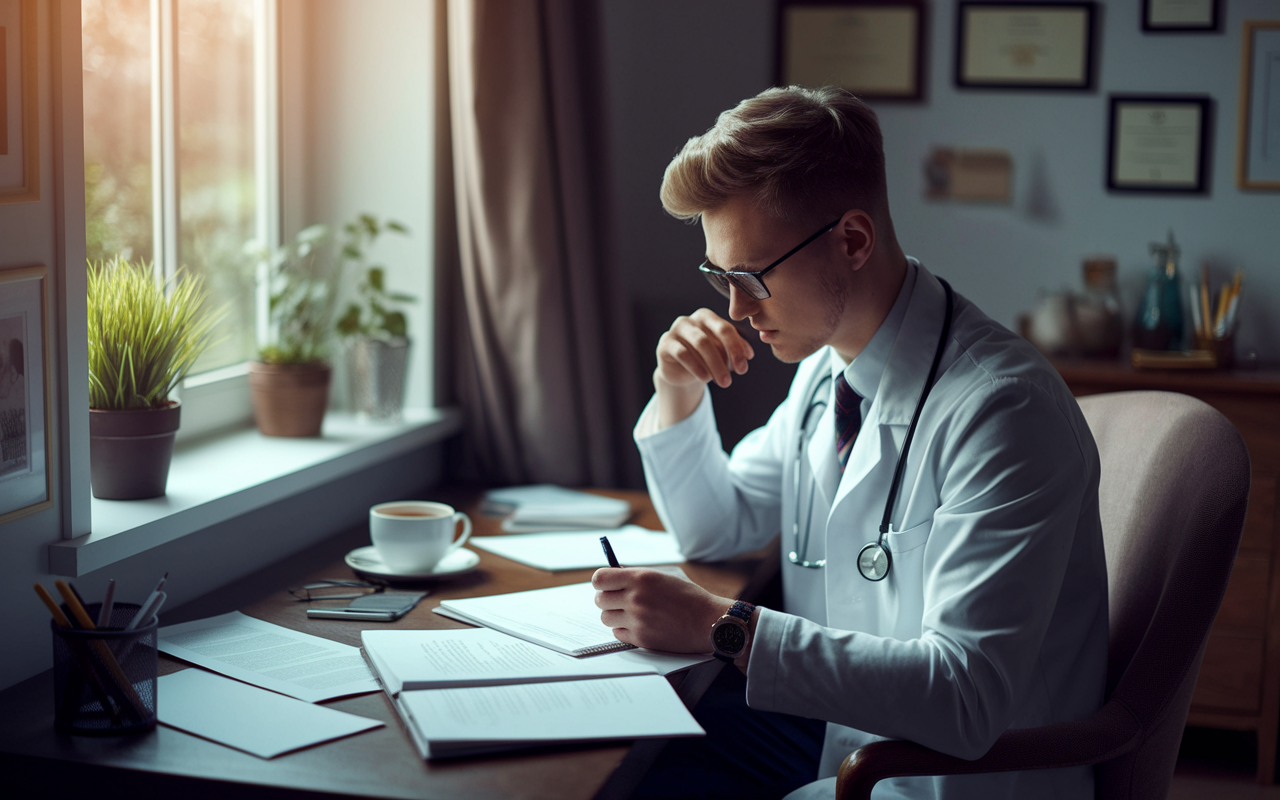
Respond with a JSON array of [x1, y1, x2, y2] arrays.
[[836, 210, 876, 271]]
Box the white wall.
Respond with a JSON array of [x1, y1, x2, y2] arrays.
[[283, 0, 435, 412], [601, 0, 1280, 446]]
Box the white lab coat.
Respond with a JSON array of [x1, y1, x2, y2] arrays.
[[635, 263, 1108, 800]]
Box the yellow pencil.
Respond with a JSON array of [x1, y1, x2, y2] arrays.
[[1213, 282, 1231, 338], [1199, 266, 1212, 340], [34, 583, 72, 628]]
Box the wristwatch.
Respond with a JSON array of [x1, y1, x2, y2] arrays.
[[710, 600, 756, 662]]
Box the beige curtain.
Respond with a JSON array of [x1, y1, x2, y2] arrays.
[[441, 0, 635, 486]]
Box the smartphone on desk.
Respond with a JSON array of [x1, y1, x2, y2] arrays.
[[306, 591, 427, 621]]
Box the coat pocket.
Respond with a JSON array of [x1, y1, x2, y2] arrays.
[[886, 517, 932, 555]]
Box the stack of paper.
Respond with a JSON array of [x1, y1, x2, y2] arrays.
[[484, 484, 632, 533], [361, 627, 706, 759], [470, 525, 684, 571]]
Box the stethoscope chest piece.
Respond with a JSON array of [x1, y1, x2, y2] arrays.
[[857, 541, 891, 581]]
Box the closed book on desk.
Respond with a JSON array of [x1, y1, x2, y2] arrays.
[[484, 485, 632, 532], [394, 675, 705, 759], [433, 582, 634, 657], [361, 628, 659, 694]]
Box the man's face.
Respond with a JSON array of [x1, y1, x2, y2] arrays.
[[701, 196, 849, 364]]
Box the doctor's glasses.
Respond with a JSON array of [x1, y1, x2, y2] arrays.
[[698, 218, 841, 300]]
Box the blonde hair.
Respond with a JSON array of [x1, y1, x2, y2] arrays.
[[660, 86, 887, 225]]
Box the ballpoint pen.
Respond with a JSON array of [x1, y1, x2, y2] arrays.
[[600, 536, 621, 568], [97, 579, 116, 628]]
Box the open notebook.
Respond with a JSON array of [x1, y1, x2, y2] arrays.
[[361, 627, 707, 759], [433, 581, 633, 657]]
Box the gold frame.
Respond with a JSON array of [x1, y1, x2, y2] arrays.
[[0, 0, 38, 205], [1238, 21, 1280, 190], [0, 265, 53, 525]]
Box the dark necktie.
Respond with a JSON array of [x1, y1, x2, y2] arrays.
[[834, 374, 861, 472]]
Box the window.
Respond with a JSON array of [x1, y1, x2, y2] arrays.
[[82, 0, 277, 424]]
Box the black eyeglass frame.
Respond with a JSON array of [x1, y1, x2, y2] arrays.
[[698, 218, 842, 300]]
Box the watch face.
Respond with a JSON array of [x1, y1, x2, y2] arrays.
[[713, 621, 747, 654]]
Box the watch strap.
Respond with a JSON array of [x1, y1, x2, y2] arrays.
[[726, 600, 755, 622]]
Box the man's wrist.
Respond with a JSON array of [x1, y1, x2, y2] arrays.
[[654, 374, 705, 429]]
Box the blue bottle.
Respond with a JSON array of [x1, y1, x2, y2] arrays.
[[1133, 232, 1184, 351]]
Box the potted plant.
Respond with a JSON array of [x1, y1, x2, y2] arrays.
[[246, 224, 339, 437], [87, 257, 220, 499], [335, 214, 414, 421]]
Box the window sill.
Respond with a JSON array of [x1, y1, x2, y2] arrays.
[[48, 407, 463, 577]]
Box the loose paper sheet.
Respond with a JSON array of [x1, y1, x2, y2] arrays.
[[471, 525, 684, 571], [157, 669, 383, 758], [159, 611, 379, 702]]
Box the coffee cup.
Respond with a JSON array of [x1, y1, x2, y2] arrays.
[[369, 501, 472, 574]]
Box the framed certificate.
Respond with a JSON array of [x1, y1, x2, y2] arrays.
[[778, 0, 925, 100], [1142, 0, 1219, 33], [1107, 95, 1211, 193], [0, 265, 52, 525], [1237, 21, 1280, 190], [955, 2, 1095, 90]]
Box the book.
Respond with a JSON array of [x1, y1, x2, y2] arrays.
[[392, 675, 705, 759], [433, 581, 636, 657], [482, 485, 632, 532], [470, 525, 684, 571]]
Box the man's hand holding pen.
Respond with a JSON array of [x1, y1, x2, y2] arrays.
[[593, 536, 738, 658]]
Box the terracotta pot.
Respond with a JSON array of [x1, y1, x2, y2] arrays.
[[89, 402, 181, 500], [248, 361, 331, 437]]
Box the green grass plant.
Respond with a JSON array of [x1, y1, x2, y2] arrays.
[[87, 256, 222, 410]]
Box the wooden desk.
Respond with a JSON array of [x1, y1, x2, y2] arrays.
[[0, 488, 778, 800], [1053, 359, 1280, 783]]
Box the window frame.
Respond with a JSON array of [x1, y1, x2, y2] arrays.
[[147, 0, 279, 440]]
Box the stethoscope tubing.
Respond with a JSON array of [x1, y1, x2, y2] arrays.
[[790, 278, 955, 580]]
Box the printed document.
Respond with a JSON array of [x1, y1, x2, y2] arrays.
[[159, 611, 379, 702], [470, 525, 684, 571], [157, 669, 382, 758], [395, 674, 704, 759]]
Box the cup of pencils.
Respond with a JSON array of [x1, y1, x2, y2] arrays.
[[37, 581, 159, 735], [1190, 267, 1242, 369]]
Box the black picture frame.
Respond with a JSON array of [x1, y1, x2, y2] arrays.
[[1142, 0, 1220, 33], [776, 0, 926, 101], [955, 2, 1096, 91], [1106, 94, 1212, 193]]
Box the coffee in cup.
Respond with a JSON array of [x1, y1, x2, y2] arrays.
[[370, 501, 472, 573]]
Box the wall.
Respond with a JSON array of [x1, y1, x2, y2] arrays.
[[0, 0, 441, 692], [601, 0, 1280, 449]]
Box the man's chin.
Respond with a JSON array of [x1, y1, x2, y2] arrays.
[[768, 340, 819, 365]]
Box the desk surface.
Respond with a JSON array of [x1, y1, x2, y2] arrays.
[[0, 488, 778, 800]]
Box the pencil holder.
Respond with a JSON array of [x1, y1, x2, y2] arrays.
[[51, 602, 158, 735], [1193, 333, 1235, 369]]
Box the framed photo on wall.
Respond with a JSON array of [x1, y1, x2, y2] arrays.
[[1238, 21, 1280, 190], [0, 0, 38, 205], [777, 0, 925, 100], [955, 2, 1096, 90], [1107, 95, 1212, 193], [1142, 0, 1220, 33], [0, 266, 52, 525]]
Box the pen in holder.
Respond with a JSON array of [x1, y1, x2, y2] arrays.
[[1194, 332, 1235, 369], [51, 602, 158, 735]]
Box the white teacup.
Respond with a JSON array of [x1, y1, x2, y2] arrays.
[[369, 501, 472, 574]]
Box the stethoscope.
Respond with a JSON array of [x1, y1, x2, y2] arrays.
[[788, 279, 955, 582]]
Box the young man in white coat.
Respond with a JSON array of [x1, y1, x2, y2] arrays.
[[593, 86, 1109, 800]]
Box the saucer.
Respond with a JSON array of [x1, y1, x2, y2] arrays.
[[344, 546, 481, 581]]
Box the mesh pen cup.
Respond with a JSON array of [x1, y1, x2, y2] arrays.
[[51, 602, 158, 735]]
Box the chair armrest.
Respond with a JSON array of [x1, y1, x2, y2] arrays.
[[836, 700, 1142, 800]]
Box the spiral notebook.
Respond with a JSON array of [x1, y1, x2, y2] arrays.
[[433, 582, 634, 657]]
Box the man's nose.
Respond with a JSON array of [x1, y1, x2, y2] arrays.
[[727, 284, 759, 321]]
